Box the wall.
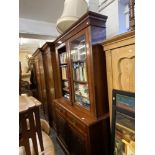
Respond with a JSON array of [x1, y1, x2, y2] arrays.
[[19, 51, 31, 83], [99, 0, 119, 39], [19, 38, 51, 82]]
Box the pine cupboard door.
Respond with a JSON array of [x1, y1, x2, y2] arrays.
[[111, 44, 135, 92]]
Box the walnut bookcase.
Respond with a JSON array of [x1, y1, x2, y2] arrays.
[[54, 11, 110, 155]]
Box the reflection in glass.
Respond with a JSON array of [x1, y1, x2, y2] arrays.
[[70, 35, 86, 62], [74, 83, 90, 110], [70, 34, 90, 110]]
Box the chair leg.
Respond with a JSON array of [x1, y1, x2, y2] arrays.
[[24, 138, 31, 155], [31, 135, 39, 155], [37, 132, 44, 152]]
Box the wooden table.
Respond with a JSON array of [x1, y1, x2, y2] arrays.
[[19, 96, 44, 155]]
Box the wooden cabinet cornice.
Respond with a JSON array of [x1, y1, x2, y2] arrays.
[[54, 11, 107, 47]]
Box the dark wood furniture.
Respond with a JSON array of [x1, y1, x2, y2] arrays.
[[29, 57, 38, 98], [19, 96, 44, 155], [54, 11, 110, 155], [32, 48, 48, 116], [41, 42, 56, 127]]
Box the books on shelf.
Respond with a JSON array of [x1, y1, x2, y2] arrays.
[[74, 83, 89, 98], [75, 94, 90, 109], [71, 45, 86, 61], [64, 93, 70, 99], [63, 81, 69, 87], [73, 62, 87, 81], [61, 66, 67, 80], [60, 52, 67, 64]]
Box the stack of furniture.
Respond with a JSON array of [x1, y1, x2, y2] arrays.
[[53, 11, 110, 155]]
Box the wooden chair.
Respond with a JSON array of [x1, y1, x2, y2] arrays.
[[19, 96, 44, 155]]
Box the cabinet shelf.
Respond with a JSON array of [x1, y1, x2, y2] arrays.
[[60, 63, 68, 66], [72, 60, 86, 63], [73, 80, 87, 84], [75, 93, 89, 99], [63, 88, 70, 93], [62, 79, 68, 81], [75, 101, 90, 110]]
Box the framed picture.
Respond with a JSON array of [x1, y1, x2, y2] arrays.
[[111, 89, 135, 155]]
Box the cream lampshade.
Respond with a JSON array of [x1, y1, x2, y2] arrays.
[[56, 0, 88, 33]]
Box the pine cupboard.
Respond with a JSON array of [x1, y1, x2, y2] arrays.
[[102, 31, 135, 123], [54, 11, 110, 155]]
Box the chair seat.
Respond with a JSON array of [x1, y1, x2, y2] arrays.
[[19, 131, 56, 155]]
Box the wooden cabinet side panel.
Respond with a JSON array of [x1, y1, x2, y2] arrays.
[[89, 117, 110, 155], [42, 48, 55, 126], [34, 58, 43, 102], [38, 53, 47, 111], [93, 45, 109, 117]]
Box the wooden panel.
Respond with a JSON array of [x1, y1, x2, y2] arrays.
[[34, 57, 42, 102], [56, 112, 68, 147], [103, 31, 135, 124], [67, 124, 87, 155], [67, 111, 87, 134], [32, 49, 47, 116], [112, 45, 135, 91], [38, 52, 47, 105], [42, 43, 56, 126]]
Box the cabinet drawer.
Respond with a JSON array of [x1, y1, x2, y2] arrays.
[[55, 104, 66, 116], [67, 112, 87, 133]]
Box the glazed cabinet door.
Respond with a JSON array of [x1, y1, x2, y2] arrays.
[[56, 44, 72, 102], [69, 29, 92, 111]]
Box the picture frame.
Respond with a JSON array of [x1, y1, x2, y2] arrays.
[[111, 89, 135, 155]]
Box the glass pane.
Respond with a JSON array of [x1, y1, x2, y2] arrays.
[[70, 35, 87, 62], [61, 65, 68, 80], [70, 35, 90, 109], [58, 45, 70, 100], [72, 62, 87, 82], [59, 52, 67, 64]]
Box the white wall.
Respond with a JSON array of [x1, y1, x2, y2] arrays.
[[99, 0, 119, 39], [19, 18, 60, 38]]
